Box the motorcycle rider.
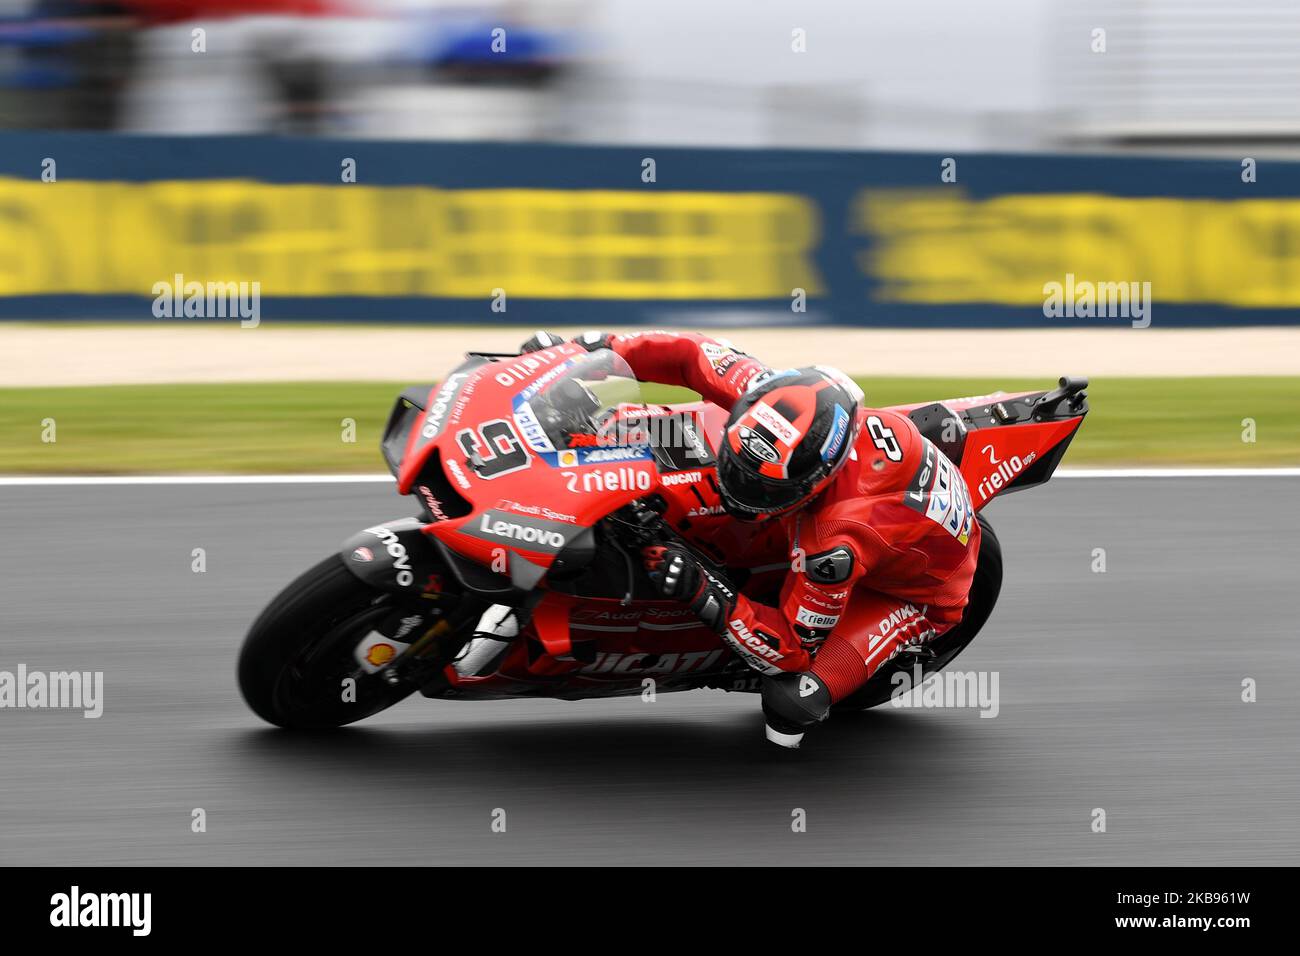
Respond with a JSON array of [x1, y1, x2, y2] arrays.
[[520, 329, 981, 748]]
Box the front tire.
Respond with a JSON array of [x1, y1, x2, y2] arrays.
[[238, 554, 419, 729]]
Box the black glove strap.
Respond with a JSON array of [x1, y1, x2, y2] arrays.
[[573, 331, 612, 352], [688, 566, 737, 634], [520, 331, 565, 354]]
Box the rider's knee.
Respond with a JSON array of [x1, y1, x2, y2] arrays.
[[762, 672, 832, 735]]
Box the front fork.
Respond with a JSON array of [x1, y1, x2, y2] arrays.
[[339, 516, 474, 689], [338, 516, 598, 690], [352, 601, 458, 687]]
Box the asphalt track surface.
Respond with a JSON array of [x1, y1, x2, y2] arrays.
[[1, 478, 1296, 866]]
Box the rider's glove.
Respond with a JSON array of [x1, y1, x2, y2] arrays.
[[643, 544, 736, 634], [572, 330, 611, 352], [519, 331, 566, 354]]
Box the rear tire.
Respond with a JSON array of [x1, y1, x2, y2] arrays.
[[831, 513, 1003, 713], [238, 554, 419, 729]]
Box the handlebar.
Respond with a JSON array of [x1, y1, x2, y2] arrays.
[[604, 496, 733, 585]]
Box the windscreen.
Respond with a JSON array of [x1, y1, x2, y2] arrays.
[[517, 349, 645, 453]]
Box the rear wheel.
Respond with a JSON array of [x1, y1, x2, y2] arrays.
[[237, 554, 421, 729], [831, 513, 1003, 713]]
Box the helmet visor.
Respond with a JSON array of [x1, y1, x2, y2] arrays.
[[716, 448, 818, 520]]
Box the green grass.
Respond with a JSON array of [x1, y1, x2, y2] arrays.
[[0, 378, 1296, 474]]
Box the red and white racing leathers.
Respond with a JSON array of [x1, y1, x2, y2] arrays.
[[605, 330, 981, 703]]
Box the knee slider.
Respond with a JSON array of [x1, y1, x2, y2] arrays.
[[762, 672, 832, 733]]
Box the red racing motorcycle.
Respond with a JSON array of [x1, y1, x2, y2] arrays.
[[238, 344, 1088, 729]]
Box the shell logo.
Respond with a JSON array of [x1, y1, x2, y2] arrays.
[[366, 643, 396, 666]]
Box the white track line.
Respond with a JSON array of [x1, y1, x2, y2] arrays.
[[0, 468, 1298, 486]]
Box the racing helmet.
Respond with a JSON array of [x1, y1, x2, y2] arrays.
[[715, 367, 863, 521]]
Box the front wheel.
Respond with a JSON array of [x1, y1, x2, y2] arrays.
[[237, 554, 420, 729]]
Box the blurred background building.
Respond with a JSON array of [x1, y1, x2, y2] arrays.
[[1, 0, 1298, 154]]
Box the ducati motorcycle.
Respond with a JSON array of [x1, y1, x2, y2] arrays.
[[238, 344, 1088, 728]]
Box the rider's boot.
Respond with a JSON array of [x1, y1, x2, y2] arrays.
[[451, 605, 520, 678]]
